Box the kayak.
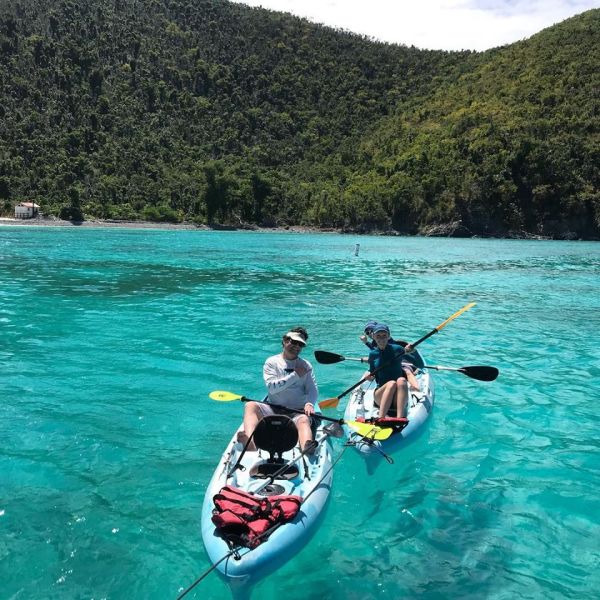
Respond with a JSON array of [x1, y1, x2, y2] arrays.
[[343, 349, 435, 468], [201, 412, 335, 594]]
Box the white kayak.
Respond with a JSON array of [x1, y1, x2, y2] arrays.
[[343, 356, 435, 468], [201, 413, 335, 595]]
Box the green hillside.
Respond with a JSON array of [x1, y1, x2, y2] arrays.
[[0, 0, 598, 238], [332, 10, 600, 238]]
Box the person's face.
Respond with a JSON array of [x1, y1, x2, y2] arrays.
[[373, 330, 389, 348], [283, 336, 305, 357]]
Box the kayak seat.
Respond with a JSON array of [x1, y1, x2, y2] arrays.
[[250, 415, 300, 480], [253, 414, 298, 456]]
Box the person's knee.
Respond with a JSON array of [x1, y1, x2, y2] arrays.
[[296, 415, 310, 428], [245, 401, 262, 416]]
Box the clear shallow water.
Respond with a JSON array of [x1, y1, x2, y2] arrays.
[[1, 228, 599, 600]]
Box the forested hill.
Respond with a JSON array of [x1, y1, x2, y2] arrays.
[[0, 1, 598, 238], [343, 10, 600, 239]]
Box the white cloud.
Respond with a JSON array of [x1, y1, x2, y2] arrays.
[[229, 0, 600, 50]]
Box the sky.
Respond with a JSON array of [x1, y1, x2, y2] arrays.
[[229, 0, 600, 51]]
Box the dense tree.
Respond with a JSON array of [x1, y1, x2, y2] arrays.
[[0, 0, 598, 238]]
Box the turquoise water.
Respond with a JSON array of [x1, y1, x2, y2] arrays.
[[1, 228, 599, 600]]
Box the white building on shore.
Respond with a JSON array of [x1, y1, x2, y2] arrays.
[[14, 202, 40, 219]]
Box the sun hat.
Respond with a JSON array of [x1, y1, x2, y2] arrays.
[[364, 320, 378, 334], [372, 322, 390, 334], [285, 331, 307, 346]]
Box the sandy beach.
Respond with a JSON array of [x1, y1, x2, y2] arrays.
[[0, 217, 211, 230], [0, 217, 331, 234]]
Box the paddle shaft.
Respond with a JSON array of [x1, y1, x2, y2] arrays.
[[239, 396, 345, 425], [236, 396, 390, 441], [410, 328, 439, 347], [411, 301, 476, 347], [324, 358, 395, 404], [314, 352, 497, 382], [426, 365, 475, 372], [237, 396, 392, 438]]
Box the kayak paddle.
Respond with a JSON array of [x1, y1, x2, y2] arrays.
[[210, 389, 340, 410], [208, 390, 393, 440], [314, 351, 498, 382], [318, 302, 477, 409]]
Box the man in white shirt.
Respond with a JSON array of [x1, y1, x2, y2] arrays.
[[239, 327, 318, 454]]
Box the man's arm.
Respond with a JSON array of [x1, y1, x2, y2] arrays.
[[303, 362, 318, 406], [263, 357, 297, 395]]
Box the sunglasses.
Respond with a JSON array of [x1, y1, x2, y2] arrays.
[[285, 337, 305, 347]]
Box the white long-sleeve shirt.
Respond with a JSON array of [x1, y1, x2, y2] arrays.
[[263, 353, 318, 410]]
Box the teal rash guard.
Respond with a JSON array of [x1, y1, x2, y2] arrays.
[[368, 343, 406, 386]]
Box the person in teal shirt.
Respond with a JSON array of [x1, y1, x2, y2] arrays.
[[366, 322, 414, 418]]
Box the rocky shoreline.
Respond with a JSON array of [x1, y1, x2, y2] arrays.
[[0, 216, 588, 240]]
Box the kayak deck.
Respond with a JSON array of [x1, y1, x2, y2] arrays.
[[344, 367, 435, 456], [201, 422, 334, 583], [223, 425, 330, 496]]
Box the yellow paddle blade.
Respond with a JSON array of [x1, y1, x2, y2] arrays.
[[319, 397, 340, 409], [209, 390, 243, 401], [435, 302, 476, 332], [347, 421, 393, 441]]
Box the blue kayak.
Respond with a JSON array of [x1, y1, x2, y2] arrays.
[[343, 356, 435, 470], [201, 415, 335, 595]]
